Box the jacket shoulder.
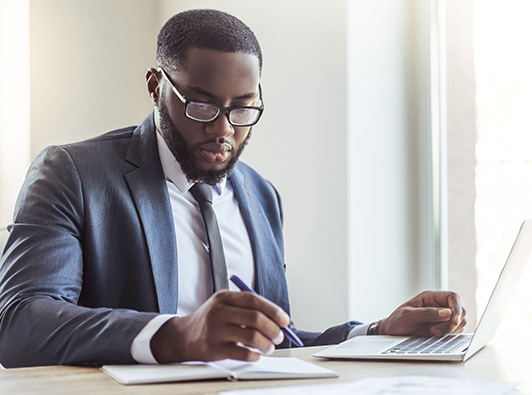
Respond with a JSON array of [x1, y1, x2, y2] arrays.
[[234, 161, 278, 196]]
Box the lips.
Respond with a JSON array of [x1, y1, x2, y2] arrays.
[[198, 142, 233, 163]]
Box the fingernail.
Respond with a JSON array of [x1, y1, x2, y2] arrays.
[[273, 331, 284, 345], [438, 309, 451, 318]]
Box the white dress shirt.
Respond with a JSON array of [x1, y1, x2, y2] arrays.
[[131, 131, 368, 363], [131, 131, 255, 363]]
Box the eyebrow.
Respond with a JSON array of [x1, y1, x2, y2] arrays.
[[188, 85, 259, 102]]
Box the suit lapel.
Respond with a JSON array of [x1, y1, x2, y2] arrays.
[[123, 115, 178, 314], [230, 166, 290, 314]]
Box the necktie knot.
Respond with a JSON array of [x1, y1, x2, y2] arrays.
[[190, 183, 213, 204]]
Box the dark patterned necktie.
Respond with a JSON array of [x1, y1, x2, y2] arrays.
[[189, 183, 229, 291]]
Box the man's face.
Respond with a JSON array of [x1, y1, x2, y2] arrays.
[[154, 48, 261, 185]]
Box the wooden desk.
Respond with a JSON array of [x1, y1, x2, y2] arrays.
[[1, 339, 530, 394]]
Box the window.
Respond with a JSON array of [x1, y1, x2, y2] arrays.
[[447, 0, 532, 335]]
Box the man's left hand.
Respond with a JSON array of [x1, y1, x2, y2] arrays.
[[378, 291, 467, 337]]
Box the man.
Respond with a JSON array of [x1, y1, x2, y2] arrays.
[[0, 9, 466, 368]]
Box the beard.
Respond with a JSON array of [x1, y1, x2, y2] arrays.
[[158, 101, 252, 186]]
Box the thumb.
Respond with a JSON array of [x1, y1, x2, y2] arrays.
[[406, 306, 452, 323]]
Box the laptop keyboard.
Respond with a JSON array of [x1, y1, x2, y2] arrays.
[[382, 334, 473, 355]]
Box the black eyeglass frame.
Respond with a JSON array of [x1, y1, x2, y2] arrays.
[[158, 67, 264, 127]]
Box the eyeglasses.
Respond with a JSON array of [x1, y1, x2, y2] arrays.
[[158, 67, 264, 127]]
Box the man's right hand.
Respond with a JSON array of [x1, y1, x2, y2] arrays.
[[150, 290, 290, 363]]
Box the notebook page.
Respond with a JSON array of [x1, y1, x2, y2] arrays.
[[211, 356, 337, 380]]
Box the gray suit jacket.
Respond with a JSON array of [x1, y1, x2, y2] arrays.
[[0, 114, 360, 368]]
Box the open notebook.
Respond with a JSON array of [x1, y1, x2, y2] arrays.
[[314, 219, 532, 362], [101, 356, 337, 385]]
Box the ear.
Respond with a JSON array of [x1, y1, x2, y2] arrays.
[[146, 67, 161, 106]]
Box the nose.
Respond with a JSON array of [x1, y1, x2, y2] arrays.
[[205, 113, 234, 139]]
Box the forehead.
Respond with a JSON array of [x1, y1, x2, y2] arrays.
[[177, 48, 260, 95]]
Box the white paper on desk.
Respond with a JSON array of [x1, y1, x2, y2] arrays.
[[101, 356, 337, 385], [221, 375, 518, 395]]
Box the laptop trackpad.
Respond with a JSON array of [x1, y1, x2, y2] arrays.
[[337, 336, 407, 354]]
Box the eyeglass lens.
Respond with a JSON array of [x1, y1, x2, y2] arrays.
[[186, 102, 219, 121], [186, 102, 260, 126]]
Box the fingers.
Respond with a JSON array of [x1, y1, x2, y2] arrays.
[[412, 291, 466, 327], [152, 290, 291, 363], [227, 325, 277, 355], [215, 342, 262, 362], [222, 304, 285, 347], [381, 291, 467, 337], [205, 292, 288, 352], [430, 312, 468, 336], [446, 292, 464, 326], [405, 306, 453, 324], [449, 306, 467, 333], [217, 291, 290, 329], [415, 304, 467, 336]]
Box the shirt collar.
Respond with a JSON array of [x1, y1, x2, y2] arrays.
[[156, 130, 226, 195]]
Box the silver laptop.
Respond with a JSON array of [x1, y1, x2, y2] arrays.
[[314, 219, 532, 362]]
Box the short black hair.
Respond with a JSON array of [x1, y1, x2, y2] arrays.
[[157, 9, 262, 72]]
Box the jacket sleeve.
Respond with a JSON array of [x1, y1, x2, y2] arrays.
[[291, 321, 363, 347], [0, 146, 157, 368]]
